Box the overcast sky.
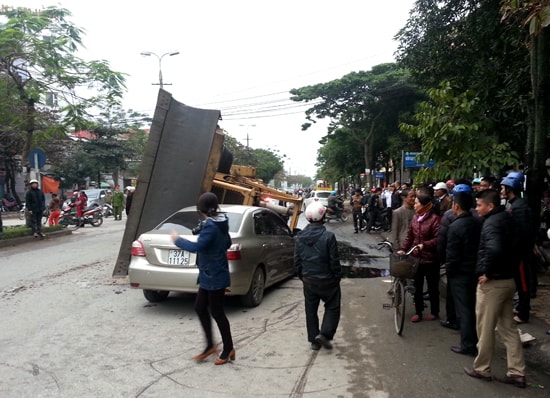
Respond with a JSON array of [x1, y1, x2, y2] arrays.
[[5, 0, 416, 177]]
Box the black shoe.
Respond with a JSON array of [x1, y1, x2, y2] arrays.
[[354, 230, 358, 233], [360, 227, 367, 231], [498, 375, 526, 388], [310, 342, 321, 351], [314, 334, 333, 349], [450, 346, 477, 356], [440, 320, 459, 330], [463, 367, 492, 381]]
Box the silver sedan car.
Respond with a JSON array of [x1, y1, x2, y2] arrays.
[[129, 204, 297, 307]]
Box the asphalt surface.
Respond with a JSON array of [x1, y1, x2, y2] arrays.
[[2, 209, 550, 397]]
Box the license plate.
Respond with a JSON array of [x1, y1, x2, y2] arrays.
[[168, 249, 191, 266]]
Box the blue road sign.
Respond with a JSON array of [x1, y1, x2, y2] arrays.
[[404, 152, 435, 168], [28, 148, 46, 168]]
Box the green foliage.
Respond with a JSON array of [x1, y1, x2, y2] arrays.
[[290, 63, 423, 181], [400, 81, 519, 182], [52, 107, 150, 186], [221, 132, 284, 182], [286, 174, 313, 188], [316, 128, 364, 182], [395, 0, 531, 160], [0, 224, 64, 239], [250, 148, 284, 183], [0, 5, 127, 174]]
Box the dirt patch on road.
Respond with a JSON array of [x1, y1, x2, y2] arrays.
[[531, 270, 550, 326]]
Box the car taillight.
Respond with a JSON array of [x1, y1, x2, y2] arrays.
[[227, 243, 241, 260], [314, 198, 318, 201], [131, 240, 145, 257]]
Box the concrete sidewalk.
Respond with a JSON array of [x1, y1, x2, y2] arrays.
[[326, 219, 550, 377]]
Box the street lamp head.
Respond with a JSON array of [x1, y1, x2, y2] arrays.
[[168, 51, 180, 56], [140, 51, 152, 57]]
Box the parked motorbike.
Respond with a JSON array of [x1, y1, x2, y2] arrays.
[[59, 205, 103, 229], [102, 203, 114, 218], [1, 196, 20, 212], [361, 206, 390, 232], [325, 205, 349, 222]]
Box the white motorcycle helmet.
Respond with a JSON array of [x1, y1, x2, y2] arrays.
[[305, 202, 326, 222]]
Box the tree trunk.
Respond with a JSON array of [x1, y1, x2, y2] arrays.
[[527, 26, 550, 235]]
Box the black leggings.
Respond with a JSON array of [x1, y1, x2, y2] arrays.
[[194, 287, 233, 355], [413, 262, 440, 317]]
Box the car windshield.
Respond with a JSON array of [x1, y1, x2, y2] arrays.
[[157, 211, 243, 233], [84, 191, 99, 199], [317, 192, 331, 198]]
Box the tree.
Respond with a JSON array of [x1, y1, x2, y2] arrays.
[[251, 148, 284, 183], [400, 81, 519, 183], [0, 6, 126, 193], [316, 128, 364, 185], [51, 107, 150, 188], [290, 63, 423, 184], [501, 0, 550, 223], [395, 0, 531, 165], [221, 133, 285, 183]]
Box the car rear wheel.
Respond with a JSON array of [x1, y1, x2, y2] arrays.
[[143, 289, 170, 302], [241, 267, 265, 307]]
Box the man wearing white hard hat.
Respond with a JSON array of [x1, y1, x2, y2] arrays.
[[434, 182, 452, 214], [25, 179, 46, 238]]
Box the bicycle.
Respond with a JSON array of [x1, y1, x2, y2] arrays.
[[378, 240, 420, 335]]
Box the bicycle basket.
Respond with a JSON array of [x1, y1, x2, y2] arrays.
[[389, 253, 419, 279]]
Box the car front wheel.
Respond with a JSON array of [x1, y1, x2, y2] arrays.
[[241, 267, 265, 307], [143, 289, 170, 303]]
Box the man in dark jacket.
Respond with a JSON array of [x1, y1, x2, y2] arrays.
[[438, 181, 476, 330], [446, 192, 481, 356], [25, 179, 46, 238], [464, 189, 526, 388], [295, 202, 342, 351], [501, 173, 533, 323], [366, 187, 383, 232]]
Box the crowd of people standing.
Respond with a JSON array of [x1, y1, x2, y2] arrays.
[[340, 172, 540, 388]]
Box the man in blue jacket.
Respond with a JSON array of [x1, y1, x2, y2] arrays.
[[295, 202, 342, 351]]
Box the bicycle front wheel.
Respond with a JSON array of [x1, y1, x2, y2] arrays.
[[393, 278, 406, 335]]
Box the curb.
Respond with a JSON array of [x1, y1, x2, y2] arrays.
[[0, 229, 72, 249]]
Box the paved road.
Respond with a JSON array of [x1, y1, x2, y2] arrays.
[[1, 213, 549, 397]]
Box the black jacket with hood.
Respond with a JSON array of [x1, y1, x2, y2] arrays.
[[294, 222, 341, 282], [475, 205, 518, 280]]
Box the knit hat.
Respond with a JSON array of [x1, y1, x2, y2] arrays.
[[197, 192, 219, 215]]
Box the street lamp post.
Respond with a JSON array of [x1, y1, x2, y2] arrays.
[[140, 51, 179, 89]]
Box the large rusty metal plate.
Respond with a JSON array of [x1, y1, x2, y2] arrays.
[[113, 89, 221, 276]]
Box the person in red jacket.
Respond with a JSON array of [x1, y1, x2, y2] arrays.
[[400, 186, 441, 322]]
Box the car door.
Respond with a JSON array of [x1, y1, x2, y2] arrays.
[[253, 211, 295, 284]]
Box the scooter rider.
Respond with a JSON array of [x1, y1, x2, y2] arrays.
[[327, 190, 344, 216]]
